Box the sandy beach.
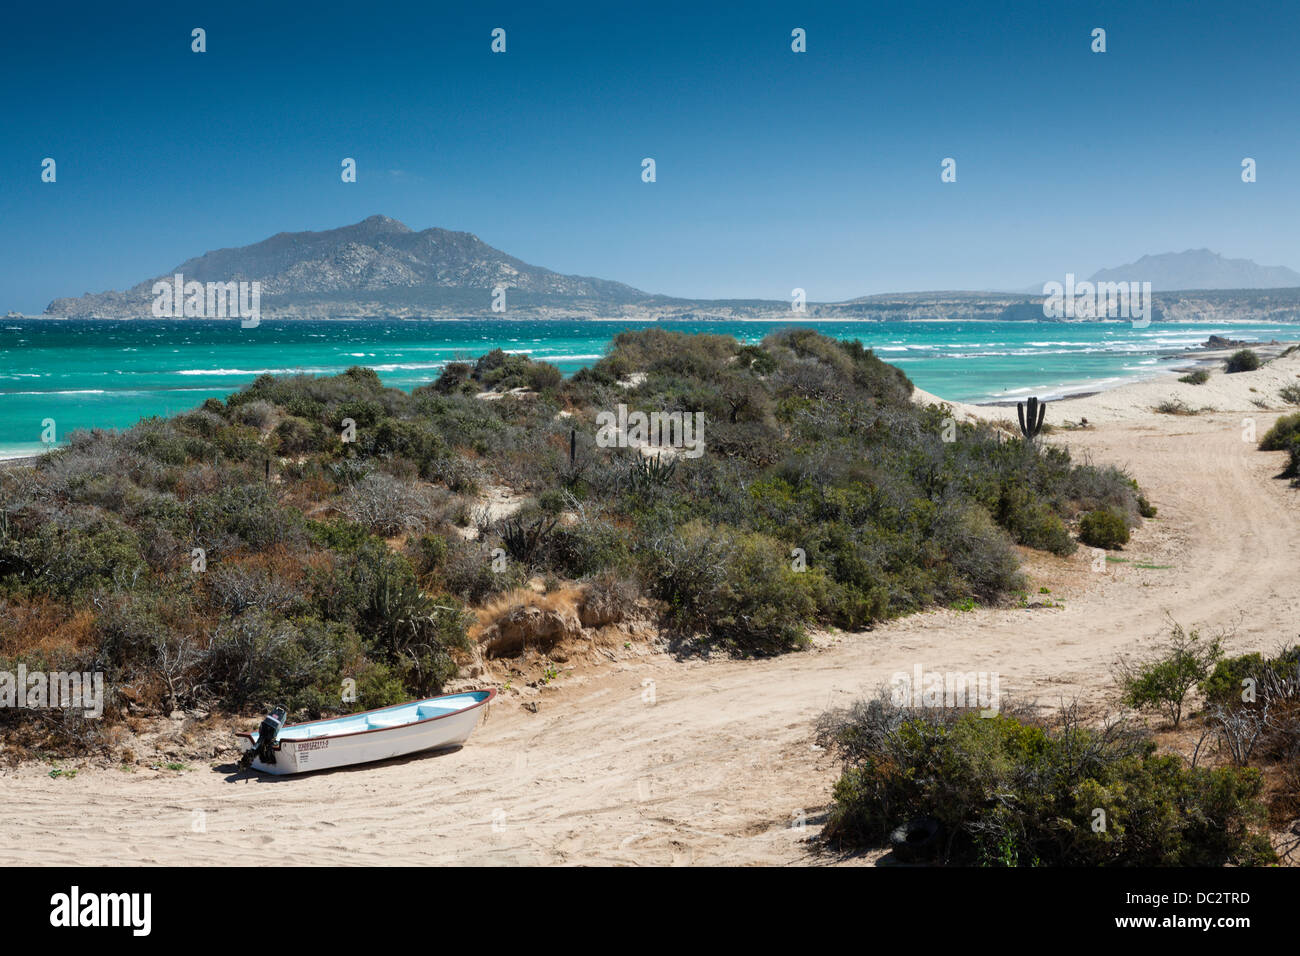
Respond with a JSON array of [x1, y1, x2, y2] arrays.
[[2, 350, 1298, 866]]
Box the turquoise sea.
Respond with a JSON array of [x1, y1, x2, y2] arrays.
[[1, 317, 1295, 457]]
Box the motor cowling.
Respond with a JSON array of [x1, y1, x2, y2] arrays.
[[241, 705, 287, 768]]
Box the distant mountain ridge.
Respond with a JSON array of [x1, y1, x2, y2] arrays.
[[41, 219, 1300, 322], [1087, 249, 1300, 291], [45, 215, 651, 318]]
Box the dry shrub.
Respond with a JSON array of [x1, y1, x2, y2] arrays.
[[0, 598, 97, 660], [206, 549, 308, 615], [281, 475, 336, 514], [471, 586, 584, 658], [340, 472, 449, 536], [578, 572, 640, 627], [174, 462, 236, 500], [232, 400, 278, 430]]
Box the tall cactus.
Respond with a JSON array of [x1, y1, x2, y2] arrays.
[[1017, 396, 1047, 441]]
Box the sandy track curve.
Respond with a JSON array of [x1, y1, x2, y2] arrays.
[[2, 413, 1297, 866]]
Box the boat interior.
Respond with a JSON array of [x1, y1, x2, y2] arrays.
[[249, 692, 490, 743]]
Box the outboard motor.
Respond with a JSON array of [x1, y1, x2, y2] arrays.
[[241, 705, 287, 769]]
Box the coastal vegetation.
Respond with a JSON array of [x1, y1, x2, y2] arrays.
[[1260, 411, 1300, 481], [818, 622, 1299, 865], [816, 692, 1277, 865], [1154, 398, 1200, 415], [1115, 621, 1222, 727], [1226, 348, 1261, 373], [0, 329, 1147, 750], [1079, 507, 1131, 550]]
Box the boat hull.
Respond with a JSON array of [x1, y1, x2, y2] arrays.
[[236, 690, 493, 775]]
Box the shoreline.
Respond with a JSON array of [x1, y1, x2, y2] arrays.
[[918, 341, 1300, 424], [3, 339, 1296, 460], [972, 340, 1299, 406]]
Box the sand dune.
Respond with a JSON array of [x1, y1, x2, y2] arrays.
[[2, 357, 1298, 866]]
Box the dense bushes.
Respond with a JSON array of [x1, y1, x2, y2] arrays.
[[996, 485, 1075, 555], [1079, 508, 1130, 550], [1196, 645, 1300, 822], [644, 521, 826, 654], [0, 517, 145, 598], [0, 328, 1150, 733], [816, 693, 1276, 865], [1259, 412, 1300, 481], [427, 349, 563, 395], [1260, 412, 1300, 451]]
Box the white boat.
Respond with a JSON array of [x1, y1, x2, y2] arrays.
[[235, 690, 495, 775]]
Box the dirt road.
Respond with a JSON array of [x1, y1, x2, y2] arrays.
[[3, 413, 1297, 865]]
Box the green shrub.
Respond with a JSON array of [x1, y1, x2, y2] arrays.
[[273, 416, 327, 456], [1079, 507, 1129, 549], [644, 521, 823, 654], [541, 519, 631, 578], [187, 483, 305, 554], [410, 533, 449, 576], [1201, 646, 1300, 709], [362, 575, 471, 696], [438, 536, 522, 603], [1116, 622, 1223, 726], [1225, 349, 1261, 373], [1286, 442, 1300, 481], [1178, 369, 1210, 385], [0, 518, 145, 599], [460, 348, 563, 393], [537, 488, 568, 515], [816, 694, 1275, 865], [996, 485, 1076, 555], [1259, 411, 1300, 450], [929, 504, 1025, 602], [350, 659, 411, 711], [1155, 398, 1196, 416], [205, 612, 364, 712], [1200, 652, 1267, 710]]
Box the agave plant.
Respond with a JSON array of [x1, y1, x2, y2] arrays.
[[367, 571, 470, 693], [498, 514, 559, 565], [626, 452, 677, 491]]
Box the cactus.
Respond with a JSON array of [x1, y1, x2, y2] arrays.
[[1017, 396, 1047, 441], [563, 428, 588, 488]]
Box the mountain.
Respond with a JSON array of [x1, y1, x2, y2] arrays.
[[41, 221, 1300, 322], [45, 215, 655, 319], [1087, 249, 1300, 291]]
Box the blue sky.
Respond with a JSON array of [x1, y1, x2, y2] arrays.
[[2, 0, 1297, 311]]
